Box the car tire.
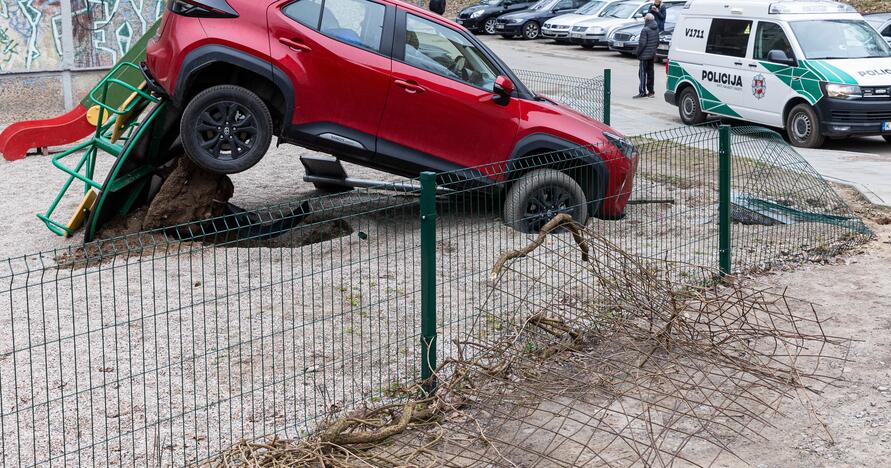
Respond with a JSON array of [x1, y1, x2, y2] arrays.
[[522, 21, 540, 40], [181, 85, 273, 174], [786, 103, 825, 148], [678, 87, 706, 125], [504, 168, 588, 234], [883, 135, 891, 143], [484, 18, 497, 34]]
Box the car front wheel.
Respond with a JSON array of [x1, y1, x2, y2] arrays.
[[484, 18, 497, 34], [522, 21, 540, 40], [504, 169, 588, 234], [786, 103, 825, 148], [678, 87, 706, 125], [181, 85, 273, 174]]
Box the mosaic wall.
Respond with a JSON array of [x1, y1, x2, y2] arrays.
[[0, 0, 165, 73]]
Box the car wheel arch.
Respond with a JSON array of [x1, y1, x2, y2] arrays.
[[782, 96, 813, 126], [175, 45, 295, 134], [673, 80, 696, 106], [507, 133, 609, 216]]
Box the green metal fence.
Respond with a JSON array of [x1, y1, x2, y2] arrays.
[[0, 125, 870, 466], [514, 69, 610, 125]]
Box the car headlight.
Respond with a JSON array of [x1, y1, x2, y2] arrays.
[[824, 82, 862, 99], [470, 10, 484, 18], [511, 18, 524, 23], [543, 22, 552, 28], [630, 35, 639, 41], [603, 131, 637, 159], [663, 34, 672, 42]]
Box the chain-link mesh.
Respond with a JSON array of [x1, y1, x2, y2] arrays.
[[0, 125, 870, 466], [514, 69, 606, 121]]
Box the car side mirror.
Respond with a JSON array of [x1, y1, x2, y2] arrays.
[[767, 49, 796, 67], [493, 75, 515, 104]]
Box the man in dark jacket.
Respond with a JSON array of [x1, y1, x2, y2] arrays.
[[650, 0, 667, 31], [429, 0, 445, 15], [634, 14, 659, 98]]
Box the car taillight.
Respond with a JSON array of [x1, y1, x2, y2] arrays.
[[170, 0, 239, 18], [665, 59, 669, 74]]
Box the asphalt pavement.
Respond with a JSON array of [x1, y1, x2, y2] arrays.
[[481, 35, 891, 206]]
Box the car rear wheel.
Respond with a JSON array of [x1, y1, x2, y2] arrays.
[[678, 87, 706, 125], [181, 85, 273, 174], [504, 169, 588, 234], [522, 21, 540, 40], [484, 18, 497, 34], [786, 103, 825, 148]]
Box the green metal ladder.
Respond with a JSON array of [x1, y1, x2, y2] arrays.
[[37, 62, 165, 237]]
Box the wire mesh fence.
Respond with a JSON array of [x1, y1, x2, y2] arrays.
[[514, 69, 609, 124], [0, 124, 871, 466]]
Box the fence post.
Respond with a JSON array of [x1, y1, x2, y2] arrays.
[[718, 125, 732, 276], [419, 172, 438, 394], [602, 68, 611, 126]]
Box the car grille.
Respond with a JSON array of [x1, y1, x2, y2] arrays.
[[862, 86, 891, 99], [831, 110, 891, 122], [572, 26, 586, 32], [550, 25, 570, 30], [613, 33, 632, 41]]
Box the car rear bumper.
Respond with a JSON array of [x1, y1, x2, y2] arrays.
[[569, 33, 606, 46], [664, 90, 676, 105], [814, 97, 891, 137]]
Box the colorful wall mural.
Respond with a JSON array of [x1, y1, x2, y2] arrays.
[[0, 0, 165, 73]]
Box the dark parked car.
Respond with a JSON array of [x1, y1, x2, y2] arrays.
[[655, 6, 681, 62], [456, 0, 536, 35], [608, 3, 681, 58], [495, 0, 588, 40]]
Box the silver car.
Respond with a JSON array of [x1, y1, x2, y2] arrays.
[[865, 13, 891, 46]]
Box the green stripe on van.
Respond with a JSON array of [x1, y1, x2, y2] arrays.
[[808, 60, 858, 85], [668, 62, 742, 118], [759, 61, 824, 104]]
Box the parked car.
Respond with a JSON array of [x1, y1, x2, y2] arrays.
[[542, 0, 622, 42], [865, 13, 891, 46], [569, 0, 659, 49], [145, 0, 639, 232], [456, 0, 536, 35], [654, 9, 679, 63], [495, 0, 588, 39]]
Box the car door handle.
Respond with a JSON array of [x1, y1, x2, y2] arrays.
[[395, 79, 426, 94], [279, 37, 312, 52], [733, 61, 743, 66], [748, 63, 758, 68]]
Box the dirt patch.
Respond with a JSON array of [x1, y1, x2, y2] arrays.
[[143, 157, 234, 229]]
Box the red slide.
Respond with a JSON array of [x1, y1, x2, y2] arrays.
[[0, 104, 95, 161]]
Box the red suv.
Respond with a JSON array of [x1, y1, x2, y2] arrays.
[[144, 0, 638, 231]]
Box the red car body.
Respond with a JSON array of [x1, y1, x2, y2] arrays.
[[145, 0, 637, 217]]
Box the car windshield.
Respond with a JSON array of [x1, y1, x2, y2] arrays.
[[603, 2, 638, 18], [790, 20, 891, 59], [577, 1, 606, 15], [529, 0, 559, 11]]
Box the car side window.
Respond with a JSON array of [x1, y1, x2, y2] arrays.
[[555, 0, 572, 10], [283, 0, 386, 52], [884, 24, 891, 37], [706, 19, 752, 58], [754, 22, 794, 61], [634, 5, 650, 18], [403, 14, 499, 90]]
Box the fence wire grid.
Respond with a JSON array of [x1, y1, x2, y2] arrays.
[[0, 123, 871, 466]]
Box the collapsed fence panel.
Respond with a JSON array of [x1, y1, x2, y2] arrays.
[[0, 125, 871, 466]]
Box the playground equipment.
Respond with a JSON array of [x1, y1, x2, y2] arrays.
[[0, 22, 160, 161], [36, 61, 182, 242]]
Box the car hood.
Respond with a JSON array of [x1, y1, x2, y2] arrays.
[[803, 58, 891, 87], [500, 9, 547, 21], [613, 24, 642, 35], [459, 4, 498, 15], [545, 13, 597, 26], [574, 17, 640, 30]]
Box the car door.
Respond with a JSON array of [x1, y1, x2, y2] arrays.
[[376, 11, 520, 174], [267, 0, 394, 154], [748, 20, 799, 126]]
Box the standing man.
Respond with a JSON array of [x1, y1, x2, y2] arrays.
[[634, 13, 659, 99], [650, 0, 667, 31], [430, 0, 446, 15]]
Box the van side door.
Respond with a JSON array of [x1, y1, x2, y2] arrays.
[[699, 18, 755, 121]]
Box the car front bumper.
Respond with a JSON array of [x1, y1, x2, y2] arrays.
[[542, 28, 572, 39], [814, 97, 891, 137], [569, 33, 607, 46], [608, 40, 638, 54], [455, 17, 486, 31], [495, 23, 524, 35]]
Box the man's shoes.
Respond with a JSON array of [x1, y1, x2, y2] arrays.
[[632, 94, 647, 99], [647, 92, 656, 98]]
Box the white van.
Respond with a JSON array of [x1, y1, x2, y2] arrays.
[[665, 0, 891, 147]]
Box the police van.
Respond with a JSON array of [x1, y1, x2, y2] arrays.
[[664, 0, 891, 147]]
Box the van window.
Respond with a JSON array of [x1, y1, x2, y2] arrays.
[[754, 22, 794, 61], [706, 19, 752, 58]]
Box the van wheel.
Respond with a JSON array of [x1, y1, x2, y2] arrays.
[[678, 87, 706, 125], [504, 169, 588, 234], [181, 85, 273, 174], [786, 104, 825, 148]]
